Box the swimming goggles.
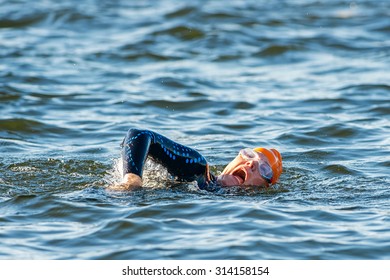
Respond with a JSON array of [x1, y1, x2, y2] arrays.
[[239, 148, 273, 184]]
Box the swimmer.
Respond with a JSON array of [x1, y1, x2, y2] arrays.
[[117, 128, 282, 191]]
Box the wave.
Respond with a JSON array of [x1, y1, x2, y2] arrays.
[[0, 118, 69, 136]]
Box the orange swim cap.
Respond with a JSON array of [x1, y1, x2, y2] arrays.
[[253, 147, 282, 184]]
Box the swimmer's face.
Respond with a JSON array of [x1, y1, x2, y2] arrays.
[[218, 150, 272, 187]]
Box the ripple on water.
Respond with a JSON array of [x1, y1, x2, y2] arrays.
[[1, 158, 109, 196], [152, 25, 205, 41], [1, 0, 389, 260], [0, 91, 21, 102], [0, 11, 46, 29], [0, 118, 67, 135]]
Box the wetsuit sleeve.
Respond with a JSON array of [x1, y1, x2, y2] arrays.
[[121, 128, 211, 183]]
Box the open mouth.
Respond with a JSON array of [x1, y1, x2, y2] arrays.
[[232, 169, 246, 184]]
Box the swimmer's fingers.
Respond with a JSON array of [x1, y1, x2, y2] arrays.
[[123, 173, 142, 186], [108, 173, 143, 191]]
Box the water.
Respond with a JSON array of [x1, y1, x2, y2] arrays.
[[1, 0, 389, 259]]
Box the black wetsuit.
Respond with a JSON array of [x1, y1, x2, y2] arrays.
[[121, 128, 218, 191]]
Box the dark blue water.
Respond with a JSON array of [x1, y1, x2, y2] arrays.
[[1, 0, 389, 259]]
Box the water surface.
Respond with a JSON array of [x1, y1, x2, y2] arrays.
[[1, 0, 389, 259]]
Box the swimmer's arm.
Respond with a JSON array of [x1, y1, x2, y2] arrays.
[[120, 128, 211, 187], [121, 128, 152, 180]]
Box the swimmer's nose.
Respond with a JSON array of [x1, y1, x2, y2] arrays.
[[245, 160, 256, 172]]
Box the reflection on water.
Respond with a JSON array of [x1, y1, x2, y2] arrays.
[[0, 0, 389, 259]]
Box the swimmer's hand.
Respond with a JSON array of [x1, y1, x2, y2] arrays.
[[110, 173, 142, 191]]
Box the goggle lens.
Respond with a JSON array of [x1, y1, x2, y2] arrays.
[[239, 148, 273, 184], [240, 148, 258, 160]]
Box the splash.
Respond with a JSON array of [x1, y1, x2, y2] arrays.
[[108, 157, 174, 189]]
